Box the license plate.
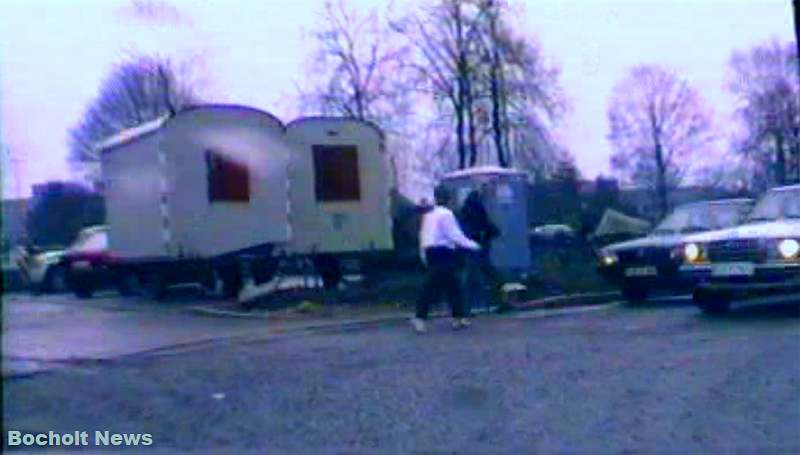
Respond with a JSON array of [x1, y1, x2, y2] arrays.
[[625, 266, 658, 277], [72, 261, 91, 270], [711, 262, 755, 277]]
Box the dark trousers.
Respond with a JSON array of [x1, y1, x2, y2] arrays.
[[416, 247, 466, 320]]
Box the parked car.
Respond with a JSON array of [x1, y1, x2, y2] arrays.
[[62, 226, 117, 298], [2, 245, 33, 293], [12, 243, 69, 294], [597, 198, 754, 303], [679, 185, 800, 314], [530, 224, 577, 245]]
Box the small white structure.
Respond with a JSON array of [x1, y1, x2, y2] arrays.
[[439, 166, 531, 273], [285, 117, 393, 255]]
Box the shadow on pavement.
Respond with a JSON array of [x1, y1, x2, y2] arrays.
[[620, 294, 693, 310], [699, 301, 800, 322]]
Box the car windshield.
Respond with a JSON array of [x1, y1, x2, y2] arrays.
[[747, 188, 800, 222], [652, 202, 750, 235]]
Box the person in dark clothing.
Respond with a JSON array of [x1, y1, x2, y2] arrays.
[[458, 188, 500, 312], [411, 187, 481, 333]]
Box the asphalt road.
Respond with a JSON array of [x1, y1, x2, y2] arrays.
[[3, 293, 800, 453]]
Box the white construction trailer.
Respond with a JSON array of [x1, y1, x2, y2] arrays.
[[284, 117, 394, 286], [91, 104, 393, 299]]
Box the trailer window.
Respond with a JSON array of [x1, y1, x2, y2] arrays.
[[205, 150, 250, 202], [312, 145, 361, 202]]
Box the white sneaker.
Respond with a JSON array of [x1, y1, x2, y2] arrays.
[[410, 317, 427, 333], [459, 318, 472, 328]]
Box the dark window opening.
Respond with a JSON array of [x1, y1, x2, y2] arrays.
[[312, 145, 361, 202], [205, 149, 250, 203]]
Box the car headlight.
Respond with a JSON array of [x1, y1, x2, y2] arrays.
[[683, 243, 705, 263], [600, 250, 619, 266], [778, 239, 800, 260]]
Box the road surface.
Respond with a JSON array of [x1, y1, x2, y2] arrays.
[[3, 292, 800, 453]]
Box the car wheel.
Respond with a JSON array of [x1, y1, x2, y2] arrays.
[[73, 283, 94, 299], [621, 285, 648, 304], [43, 266, 68, 294], [698, 299, 731, 315]]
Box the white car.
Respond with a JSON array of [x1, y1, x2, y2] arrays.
[[16, 246, 68, 294], [680, 184, 800, 313], [530, 224, 576, 244]]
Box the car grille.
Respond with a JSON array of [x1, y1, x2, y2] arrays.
[[706, 239, 764, 263]]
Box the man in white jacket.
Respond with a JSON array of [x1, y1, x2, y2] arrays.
[[412, 186, 481, 333]]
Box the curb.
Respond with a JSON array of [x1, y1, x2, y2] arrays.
[[185, 290, 622, 328], [514, 291, 621, 311]]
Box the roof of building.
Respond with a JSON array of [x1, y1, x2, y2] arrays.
[[442, 165, 527, 179], [285, 116, 385, 140], [93, 104, 288, 155], [773, 183, 800, 191], [93, 115, 169, 153]]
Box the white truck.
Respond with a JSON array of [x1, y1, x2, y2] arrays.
[[87, 104, 394, 300]]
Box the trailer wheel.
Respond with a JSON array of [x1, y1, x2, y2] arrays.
[[219, 266, 243, 298], [314, 256, 342, 290], [141, 273, 166, 301], [116, 273, 139, 297], [251, 259, 278, 285]]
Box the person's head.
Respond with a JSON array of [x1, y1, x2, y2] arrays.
[[433, 186, 450, 206]]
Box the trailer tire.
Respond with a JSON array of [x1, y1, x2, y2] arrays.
[[116, 273, 139, 297], [251, 259, 278, 285], [141, 273, 166, 301], [314, 256, 342, 290], [219, 266, 243, 298]]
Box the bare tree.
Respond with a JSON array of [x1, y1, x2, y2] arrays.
[[728, 40, 800, 188], [68, 55, 200, 165], [301, 0, 410, 129], [392, 0, 484, 169], [394, 0, 565, 171], [608, 65, 713, 218], [471, 0, 566, 170]]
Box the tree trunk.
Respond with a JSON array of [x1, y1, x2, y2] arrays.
[[454, 3, 467, 169], [466, 80, 478, 166], [456, 87, 466, 169], [488, 10, 506, 168], [654, 142, 669, 219], [775, 133, 787, 185]]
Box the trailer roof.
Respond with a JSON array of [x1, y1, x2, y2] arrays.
[[94, 104, 287, 155], [676, 198, 754, 209], [772, 183, 800, 191], [93, 115, 169, 154], [442, 165, 528, 179], [285, 116, 385, 140]]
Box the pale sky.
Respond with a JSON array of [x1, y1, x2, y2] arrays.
[[0, 0, 795, 198]]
